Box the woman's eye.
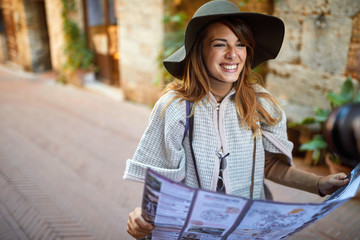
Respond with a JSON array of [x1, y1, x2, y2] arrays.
[[237, 43, 246, 47], [213, 43, 225, 47]]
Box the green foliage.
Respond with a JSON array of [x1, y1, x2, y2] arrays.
[[289, 107, 330, 128], [291, 76, 360, 165], [299, 134, 327, 165], [156, 9, 187, 86], [61, 0, 94, 71], [163, 12, 186, 57], [327, 76, 360, 108]]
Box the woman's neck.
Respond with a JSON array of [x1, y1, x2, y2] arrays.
[[210, 83, 233, 103]]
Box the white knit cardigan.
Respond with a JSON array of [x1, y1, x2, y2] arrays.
[[123, 85, 293, 199]]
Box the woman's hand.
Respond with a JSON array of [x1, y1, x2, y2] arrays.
[[127, 207, 154, 239], [318, 173, 350, 196]]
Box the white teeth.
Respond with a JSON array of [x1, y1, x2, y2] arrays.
[[223, 64, 237, 70]]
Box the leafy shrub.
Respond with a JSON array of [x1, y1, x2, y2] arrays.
[[290, 76, 360, 165]]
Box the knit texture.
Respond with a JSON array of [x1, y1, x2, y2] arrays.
[[123, 85, 293, 199]]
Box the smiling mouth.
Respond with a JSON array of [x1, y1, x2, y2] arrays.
[[221, 64, 238, 70]]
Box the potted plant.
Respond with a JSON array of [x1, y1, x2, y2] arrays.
[[60, 0, 95, 86], [289, 76, 360, 174]]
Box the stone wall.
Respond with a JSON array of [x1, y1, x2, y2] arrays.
[[266, 0, 360, 122], [44, 0, 85, 72], [44, 0, 65, 72], [0, 0, 84, 73], [117, 0, 164, 105], [10, 0, 32, 70], [0, 33, 7, 63], [346, 12, 360, 80]]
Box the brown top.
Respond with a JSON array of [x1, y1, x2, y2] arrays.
[[265, 151, 323, 195]]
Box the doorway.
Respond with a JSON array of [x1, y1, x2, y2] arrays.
[[25, 0, 52, 72], [1, 0, 52, 72], [83, 0, 120, 86]]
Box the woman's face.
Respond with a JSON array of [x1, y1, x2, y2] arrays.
[[202, 22, 247, 87]]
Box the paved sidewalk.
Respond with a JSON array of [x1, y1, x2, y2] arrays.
[[0, 66, 359, 240], [0, 67, 149, 239]]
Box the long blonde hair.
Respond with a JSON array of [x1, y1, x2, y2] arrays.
[[163, 17, 282, 135]]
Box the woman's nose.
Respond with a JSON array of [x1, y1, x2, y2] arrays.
[[226, 46, 236, 60]]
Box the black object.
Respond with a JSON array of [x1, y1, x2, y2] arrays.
[[184, 100, 202, 189], [324, 103, 360, 168]]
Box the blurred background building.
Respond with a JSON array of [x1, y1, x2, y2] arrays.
[[0, 0, 359, 112]]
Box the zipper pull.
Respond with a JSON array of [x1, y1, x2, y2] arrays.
[[216, 151, 229, 170]]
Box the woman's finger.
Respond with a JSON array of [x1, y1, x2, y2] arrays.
[[127, 207, 154, 238], [318, 173, 350, 195]]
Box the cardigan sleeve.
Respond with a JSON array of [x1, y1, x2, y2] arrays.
[[256, 85, 294, 165], [261, 109, 294, 165], [123, 93, 187, 183]]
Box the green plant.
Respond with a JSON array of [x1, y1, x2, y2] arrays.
[[290, 76, 360, 165], [61, 0, 94, 71], [156, 7, 187, 86]]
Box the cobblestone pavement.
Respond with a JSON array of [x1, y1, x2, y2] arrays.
[[0, 66, 359, 240]]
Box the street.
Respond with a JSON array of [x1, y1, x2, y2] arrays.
[[0, 66, 149, 239], [0, 66, 359, 240]]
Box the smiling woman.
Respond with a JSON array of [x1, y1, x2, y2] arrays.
[[202, 22, 246, 96], [202, 21, 248, 101], [123, 1, 350, 239]]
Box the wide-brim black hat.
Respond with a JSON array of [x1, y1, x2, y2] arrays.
[[163, 0, 285, 79]]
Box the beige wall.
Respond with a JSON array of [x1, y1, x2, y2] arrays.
[[266, 0, 360, 122], [117, 0, 164, 105], [44, 0, 65, 72]]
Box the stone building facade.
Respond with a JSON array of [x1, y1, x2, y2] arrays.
[[119, 0, 360, 109], [0, 0, 52, 72], [0, 0, 84, 73], [1, 0, 359, 109], [266, 0, 360, 122], [116, 0, 164, 104], [0, 0, 163, 104]]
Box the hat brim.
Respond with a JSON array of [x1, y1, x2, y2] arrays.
[[164, 12, 285, 79]]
